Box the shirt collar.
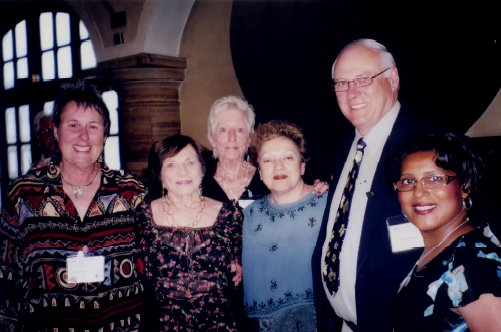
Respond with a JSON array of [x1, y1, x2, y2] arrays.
[[355, 101, 400, 154]]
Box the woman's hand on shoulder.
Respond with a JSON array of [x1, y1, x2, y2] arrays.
[[312, 179, 329, 196], [230, 260, 243, 287]]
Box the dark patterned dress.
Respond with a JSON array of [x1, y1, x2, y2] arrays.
[[393, 226, 501, 332], [135, 197, 243, 331], [0, 161, 147, 332]]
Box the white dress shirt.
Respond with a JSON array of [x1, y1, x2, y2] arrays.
[[321, 102, 401, 332]]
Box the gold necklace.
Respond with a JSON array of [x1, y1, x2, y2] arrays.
[[162, 194, 206, 228], [215, 161, 250, 201], [416, 218, 469, 266], [61, 166, 99, 200]]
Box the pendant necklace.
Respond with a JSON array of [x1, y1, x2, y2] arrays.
[[61, 166, 99, 200], [416, 218, 469, 267]]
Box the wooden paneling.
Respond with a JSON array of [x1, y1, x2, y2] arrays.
[[100, 53, 186, 176]]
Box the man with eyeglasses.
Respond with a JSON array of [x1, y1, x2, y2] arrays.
[[312, 38, 447, 332]]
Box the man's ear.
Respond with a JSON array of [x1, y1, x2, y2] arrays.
[[389, 67, 400, 92]]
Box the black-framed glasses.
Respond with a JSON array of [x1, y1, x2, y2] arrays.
[[393, 175, 458, 192], [333, 67, 391, 92]]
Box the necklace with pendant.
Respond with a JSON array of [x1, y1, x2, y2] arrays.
[[416, 218, 469, 267], [61, 166, 99, 199]]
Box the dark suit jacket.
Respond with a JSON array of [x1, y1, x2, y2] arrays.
[[313, 108, 444, 332]]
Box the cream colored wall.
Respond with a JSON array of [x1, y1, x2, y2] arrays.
[[178, 0, 243, 149], [71, 0, 240, 147], [70, 0, 153, 61]]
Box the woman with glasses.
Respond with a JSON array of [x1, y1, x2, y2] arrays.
[[389, 132, 501, 331]]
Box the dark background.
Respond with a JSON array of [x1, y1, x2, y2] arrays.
[[230, 0, 500, 181]]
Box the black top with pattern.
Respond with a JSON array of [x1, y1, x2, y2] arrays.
[[135, 197, 243, 331], [393, 227, 501, 332]]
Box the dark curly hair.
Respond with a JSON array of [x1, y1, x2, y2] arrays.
[[389, 132, 485, 225]]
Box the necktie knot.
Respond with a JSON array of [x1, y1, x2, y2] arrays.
[[354, 138, 366, 163], [357, 137, 366, 151]]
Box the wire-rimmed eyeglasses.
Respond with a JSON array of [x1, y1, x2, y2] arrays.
[[333, 67, 391, 92], [393, 175, 458, 192]]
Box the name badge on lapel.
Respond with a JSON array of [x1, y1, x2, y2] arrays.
[[387, 215, 424, 253]]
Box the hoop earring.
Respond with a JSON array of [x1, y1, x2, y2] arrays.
[[462, 196, 473, 210], [162, 186, 168, 197]]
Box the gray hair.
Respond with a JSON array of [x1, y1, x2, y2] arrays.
[[332, 38, 396, 79], [207, 95, 256, 159]]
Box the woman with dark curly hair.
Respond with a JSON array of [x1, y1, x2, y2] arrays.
[[389, 132, 501, 331]]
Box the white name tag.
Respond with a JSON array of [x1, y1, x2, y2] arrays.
[[67, 250, 105, 283], [387, 215, 424, 253]]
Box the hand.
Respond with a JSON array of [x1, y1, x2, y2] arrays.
[[313, 179, 329, 195], [231, 260, 243, 287]]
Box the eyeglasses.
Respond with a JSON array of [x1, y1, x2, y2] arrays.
[[333, 67, 391, 92], [393, 175, 458, 192]]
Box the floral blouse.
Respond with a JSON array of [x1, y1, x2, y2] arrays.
[[393, 226, 501, 332], [135, 196, 243, 331]]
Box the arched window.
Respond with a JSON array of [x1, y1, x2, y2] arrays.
[[0, 8, 121, 210]]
